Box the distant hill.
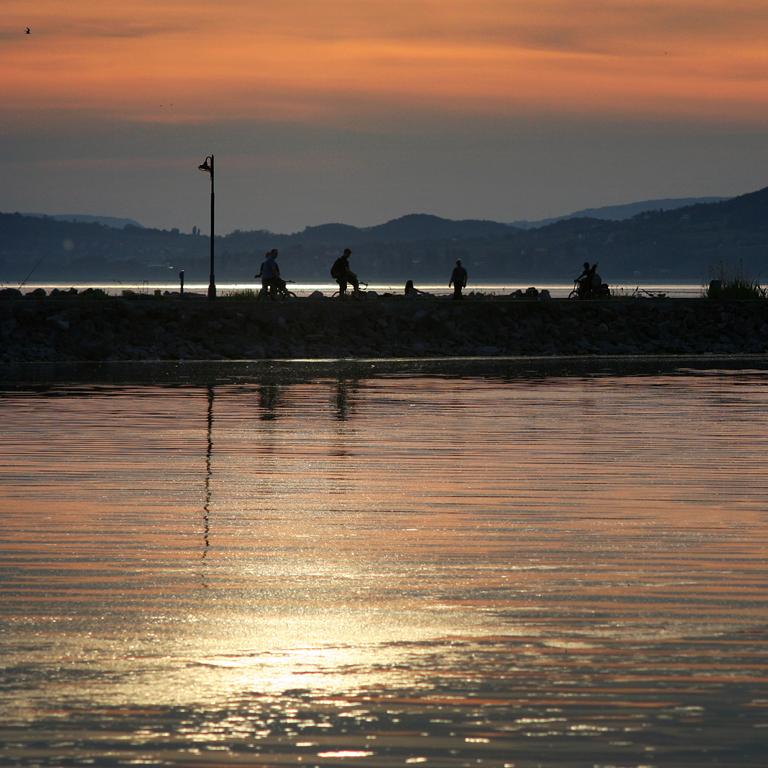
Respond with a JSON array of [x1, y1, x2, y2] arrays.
[[511, 197, 730, 229], [295, 214, 514, 244], [297, 222, 363, 243], [22, 213, 144, 229], [364, 213, 513, 241], [673, 186, 768, 230], [3, 188, 768, 285]]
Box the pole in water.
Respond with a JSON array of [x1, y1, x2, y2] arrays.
[[179, 270, 185, 297]]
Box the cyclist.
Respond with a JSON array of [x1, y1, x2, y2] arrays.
[[331, 249, 360, 298]]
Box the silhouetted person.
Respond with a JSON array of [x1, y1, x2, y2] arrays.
[[449, 259, 467, 300], [575, 262, 599, 298], [262, 249, 280, 299], [255, 252, 269, 299], [331, 248, 359, 298], [575, 261, 591, 293], [404, 280, 425, 296]]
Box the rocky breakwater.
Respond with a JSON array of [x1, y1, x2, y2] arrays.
[[2, 294, 768, 362]]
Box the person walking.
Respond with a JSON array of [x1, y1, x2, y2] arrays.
[[449, 259, 467, 300]]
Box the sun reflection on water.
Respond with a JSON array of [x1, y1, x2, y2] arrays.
[[2, 371, 768, 765]]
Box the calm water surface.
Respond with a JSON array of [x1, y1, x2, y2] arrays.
[[1, 368, 767, 767]]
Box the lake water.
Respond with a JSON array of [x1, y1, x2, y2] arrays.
[[1, 362, 767, 767]]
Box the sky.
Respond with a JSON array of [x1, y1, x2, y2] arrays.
[[3, 0, 768, 235]]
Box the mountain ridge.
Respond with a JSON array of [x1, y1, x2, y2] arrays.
[[22, 213, 144, 229], [510, 197, 731, 229], [3, 188, 768, 285], [20, 196, 728, 239]]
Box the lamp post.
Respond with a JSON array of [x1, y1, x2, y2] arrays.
[[198, 154, 215, 300]]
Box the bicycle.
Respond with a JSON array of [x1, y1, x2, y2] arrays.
[[275, 279, 297, 299], [568, 279, 610, 300], [257, 278, 296, 300], [331, 280, 369, 299]]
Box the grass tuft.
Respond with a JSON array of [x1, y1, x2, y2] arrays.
[[705, 260, 766, 300], [225, 288, 258, 300]]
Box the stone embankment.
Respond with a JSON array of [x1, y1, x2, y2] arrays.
[[2, 292, 768, 362]]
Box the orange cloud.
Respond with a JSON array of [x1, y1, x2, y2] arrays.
[[3, 0, 768, 127]]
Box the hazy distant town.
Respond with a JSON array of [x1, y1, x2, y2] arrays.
[[3, 189, 767, 288]]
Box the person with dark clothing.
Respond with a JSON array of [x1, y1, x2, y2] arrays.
[[262, 249, 281, 299], [575, 262, 599, 298], [331, 248, 359, 297], [255, 252, 269, 299], [449, 259, 467, 300], [404, 280, 425, 296]]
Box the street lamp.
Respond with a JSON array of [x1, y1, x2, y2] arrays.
[[198, 154, 215, 300]]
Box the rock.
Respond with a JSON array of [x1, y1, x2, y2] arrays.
[[77, 339, 114, 360], [1, 318, 18, 338], [0, 295, 766, 362], [47, 314, 70, 331]]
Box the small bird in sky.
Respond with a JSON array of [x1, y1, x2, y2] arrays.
[[25, 27, 30, 34]]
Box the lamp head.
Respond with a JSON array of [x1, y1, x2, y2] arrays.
[[198, 156, 213, 175]]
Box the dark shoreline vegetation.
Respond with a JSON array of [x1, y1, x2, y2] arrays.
[[2, 288, 768, 365]]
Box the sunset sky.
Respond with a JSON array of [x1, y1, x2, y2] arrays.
[[3, 1, 768, 234]]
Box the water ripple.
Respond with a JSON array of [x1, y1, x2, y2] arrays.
[[1, 372, 768, 765]]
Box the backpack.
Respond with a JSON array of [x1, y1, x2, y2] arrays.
[[331, 258, 346, 279]]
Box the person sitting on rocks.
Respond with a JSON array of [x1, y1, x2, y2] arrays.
[[404, 280, 426, 297], [331, 248, 360, 298]]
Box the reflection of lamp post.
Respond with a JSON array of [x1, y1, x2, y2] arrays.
[[198, 155, 215, 300], [203, 384, 214, 560]]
